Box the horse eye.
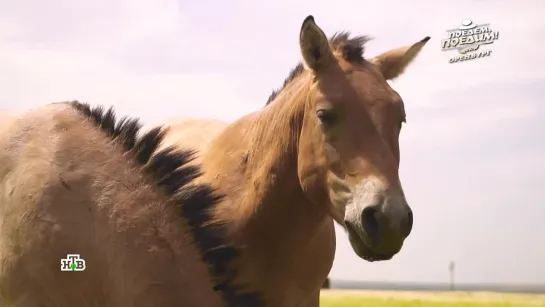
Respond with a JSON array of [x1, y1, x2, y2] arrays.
[[316, 109, 337, 126]]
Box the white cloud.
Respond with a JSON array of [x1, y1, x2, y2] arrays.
[[0, 45, 254, 123], [401, 79, 543, 147]]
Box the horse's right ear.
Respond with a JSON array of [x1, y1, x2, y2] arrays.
[[299, 16, 335, 73]]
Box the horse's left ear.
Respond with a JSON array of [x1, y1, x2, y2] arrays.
[[299, 15, 335, 73], [369, 36, 430, 80]]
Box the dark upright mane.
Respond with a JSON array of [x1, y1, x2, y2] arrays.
[[68, 101, 261, 307], [265, 32, 371, 106]]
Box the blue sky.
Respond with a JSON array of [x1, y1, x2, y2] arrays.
[[1, 0, 544, 284]]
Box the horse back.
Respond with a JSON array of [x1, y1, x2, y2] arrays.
[[0, 103, 109, 306], [0, 104, 227, 307], [159, 118, 227, 162]]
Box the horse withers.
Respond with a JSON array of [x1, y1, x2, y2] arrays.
[[158, 16, 430, 307], [0, 102, 261, 307]]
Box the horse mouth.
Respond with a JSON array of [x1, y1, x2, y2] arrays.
[[345, 222, 393, 262]]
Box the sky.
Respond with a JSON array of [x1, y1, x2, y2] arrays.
[[1, 0, 544, 285]]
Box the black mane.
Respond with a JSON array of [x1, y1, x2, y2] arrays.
[[265, 32, 371, 106], [68, 101, 261, 307]]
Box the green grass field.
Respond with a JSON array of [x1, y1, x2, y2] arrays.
[[320, 290, 545, 307]]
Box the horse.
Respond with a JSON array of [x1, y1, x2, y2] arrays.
[[0, 101, 261, 307], [157, 15, 430, 306]]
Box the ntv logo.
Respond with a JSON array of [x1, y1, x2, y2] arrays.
[[60, 254, 86, 272], [441, 19, 499, 63]]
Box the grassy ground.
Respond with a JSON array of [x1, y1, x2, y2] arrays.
[[320, 290, 545, 307]]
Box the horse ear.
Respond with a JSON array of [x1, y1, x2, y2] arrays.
[[369, 36, 430, 80], [299, 16, 335, 73]]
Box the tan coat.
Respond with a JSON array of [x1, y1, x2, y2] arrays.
[[157, 16, 429, 307], [0, 102, 261, 307]]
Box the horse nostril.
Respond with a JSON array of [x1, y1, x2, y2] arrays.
[[406, 207, 413, 237], [361, 207, 379, 245]]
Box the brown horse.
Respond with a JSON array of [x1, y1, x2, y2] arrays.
[[158, 16, 430, 306], [0, 102, 261, 307]]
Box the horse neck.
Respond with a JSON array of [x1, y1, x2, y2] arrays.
[[247, 98, 304, 200], [212, 76, 331, 239], [245, 73, 312, 189]]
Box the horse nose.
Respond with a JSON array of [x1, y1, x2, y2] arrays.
[[361, 206, 380, 245], [406, 206, 413, 237], [361, 197, 412, 248]]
